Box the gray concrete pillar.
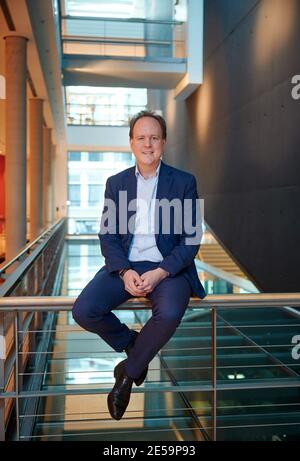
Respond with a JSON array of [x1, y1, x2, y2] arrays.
[[29, 98, 44, 240], [4, 35, 28, 262], [43, 127, 51, 226], [50, 143, 56, 222]]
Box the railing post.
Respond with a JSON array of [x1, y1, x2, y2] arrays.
[[14, 312, 20, 441], [0, 311, 5, 441], [211, 306, 217, 441]]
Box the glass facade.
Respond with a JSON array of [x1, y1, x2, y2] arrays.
[[67, 151, 135, 235], [66, 86, 147, 126], [64, 0, 144, 19], [61, 1, 187, 60]]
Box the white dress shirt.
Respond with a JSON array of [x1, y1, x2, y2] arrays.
[[128, 162, 164, 262]]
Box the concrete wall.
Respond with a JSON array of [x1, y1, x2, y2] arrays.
[[67, 125, 130, 152], [163, 0, 300, 292]]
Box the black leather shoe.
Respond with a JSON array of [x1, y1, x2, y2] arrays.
[[107, 360, 133, 420], [124, 330, 148, 386]]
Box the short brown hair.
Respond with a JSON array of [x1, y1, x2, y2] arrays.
[[129, 110, 167, 139]]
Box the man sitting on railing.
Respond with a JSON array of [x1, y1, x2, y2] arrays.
[[72, 110, 206, 420]]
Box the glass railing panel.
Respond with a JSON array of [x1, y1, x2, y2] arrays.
[[31, 392, 211, 441], [216, 388, 300, 441], [216, 307, 300, 378], [3, 295, 300, 441], [63, 239, 245, 297], [61, 18, 186, 60]]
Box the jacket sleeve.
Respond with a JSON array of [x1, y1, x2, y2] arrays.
[[158, 175, 203, 277], [98, 178, 131, 273]]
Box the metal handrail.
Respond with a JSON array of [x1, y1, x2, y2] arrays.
[[1, 293, 300, 311], [0, 219, 65, 274], [63, 36, 181, 46], [0, 219, 66, 297], [195, 259, 258, 293], [62, 15, 185, 26]]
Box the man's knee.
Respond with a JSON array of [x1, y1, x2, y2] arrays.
[[72, 296, 103, 328], [72, 297, 86, 327], [154, 308, 184, 326]]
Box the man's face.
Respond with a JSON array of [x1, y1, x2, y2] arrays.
[[130, 116, 166, 170]]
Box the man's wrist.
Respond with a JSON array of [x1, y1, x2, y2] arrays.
[[119, 268, 131, 280], [156, 267, 169, 278]]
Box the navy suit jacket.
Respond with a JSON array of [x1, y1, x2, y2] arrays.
[[99, 161, 206, 298]]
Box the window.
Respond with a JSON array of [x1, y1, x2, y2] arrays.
[[66, 87, 147, 126], [88, 153, 101, 162], [68, 185, 81, 205], [88, 185, 103, 205], [69, 152, 81, 161], [68, 150, 135, 234]]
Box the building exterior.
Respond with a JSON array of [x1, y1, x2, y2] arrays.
[[0, 0, 299, 442]]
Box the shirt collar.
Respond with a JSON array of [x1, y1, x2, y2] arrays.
[[135, 160, 161, 179]]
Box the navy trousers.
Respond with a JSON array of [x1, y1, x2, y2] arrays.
[[72, 261, 191, 380]]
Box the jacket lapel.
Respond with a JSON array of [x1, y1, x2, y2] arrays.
[[155, 161, 174, 237], [156, 161, 173, 201], [123, 167, 137, 235]]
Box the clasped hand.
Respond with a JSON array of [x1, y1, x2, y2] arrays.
[[122, 268, 168, 297]]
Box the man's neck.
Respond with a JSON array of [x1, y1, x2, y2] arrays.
[[136, 162, 160, 179]]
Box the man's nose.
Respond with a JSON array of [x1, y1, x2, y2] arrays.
[[144, 137, 152, 147]]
